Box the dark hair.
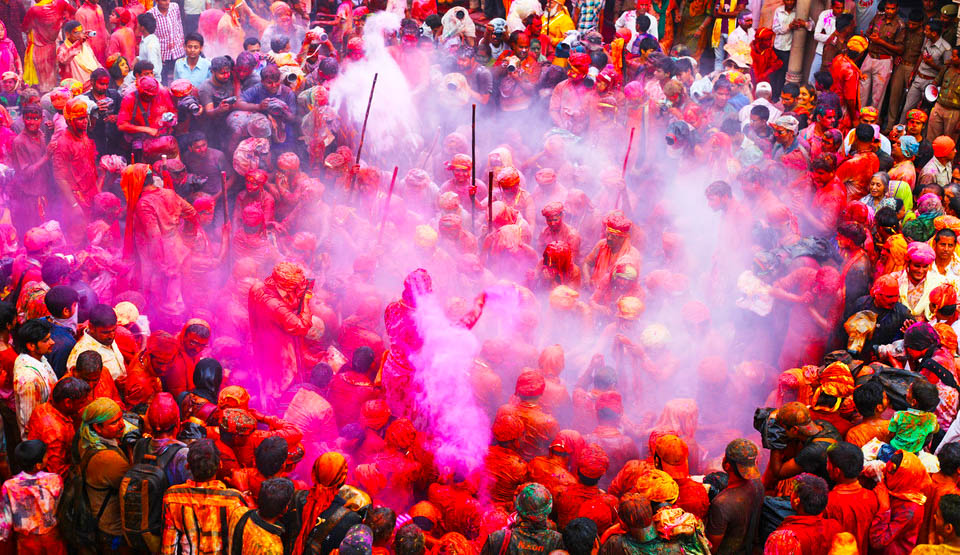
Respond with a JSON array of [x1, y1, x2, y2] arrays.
[[654, 56, 675, 75], [187, 439, 221, 481], [137, 12, 157, 34], [929, 19, 944, 34], [838, 222, 867, 247], [75, 350, 103, 377], [793, 473, 829, 515], [22, 104, 43, 117], [310, 363, 334, 389], [706, 180, 732, 198], [941, 443, 960, 475], [909, 8, 924, 21], [875, 206, 900, 231], [951, 193, 960, 217], [365, 507, 398, 545], [254, 436, 289, 477], [826, 441, 863, 479], [937, 228, 958, 244], [638, 36, 660, 53], [211, 56, 234, 73], [91, 67, 110, 82], [0, 301, 13, 330], [562, 518, 598, 555], [814, 70, 834, 89], [258, 477, 295, 520], [14, 439, 46, 469], [593, 366, 617, 389], [597, 407, 620, 423], [184, 32, 204, 46], [395, 523, 426, 555], [184, 323, 210, 339], [243, 37, 260, 49], [185, 131, 207, 146], [52, 376, 91, 404], [618, 494, 653, 528], [260, 64, 281, 82], [751, 104, 771, 120], [89, 304, 118, 328], [41, 256, 71, 286], [425, 13, 442, 28], [720, 119, 742, 136], [795, 442, 829, 479], [942, 494, 960, 533], [270, 36, 290, 52], [16, 318, 52, 352], [133, 59, 154, 76], [855, 123, 875, 142], [64, 20, 82, 33], [782, 83, 800, 97], [637, 14, 651, 32], [853, 380, 885, 417], [352, 346, 376, 376], [703, 471, 728, 501], [836, 13, 854, 31], [912, 379, 940, 411]]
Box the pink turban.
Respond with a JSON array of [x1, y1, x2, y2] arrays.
[[906, 242, 936, 265]]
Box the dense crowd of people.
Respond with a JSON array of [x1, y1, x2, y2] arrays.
[[6, 0, 960, 552]]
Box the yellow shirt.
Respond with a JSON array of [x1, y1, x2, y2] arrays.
[[542, 8, 575, 46]]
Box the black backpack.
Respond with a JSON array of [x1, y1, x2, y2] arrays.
[[58, 446, 115, 547], [119, 438, 186, 553]]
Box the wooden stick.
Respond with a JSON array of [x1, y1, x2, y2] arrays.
[[377, 166, 399, 244], [487, 170, 493, 226], [621, 127, 635, 178], [470, 103, 477, 233], [221, 170, 229, 221], [348, 73, 378, 195]]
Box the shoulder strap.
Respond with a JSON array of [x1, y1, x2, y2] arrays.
[[81, 447, 117, 524], [309, 503, 352, 547], [156, 442, 186, 470], [231, 508, 253, 555], [498, 527, 513, 555]]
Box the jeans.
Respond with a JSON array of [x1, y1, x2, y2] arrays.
[[714, 32, 728, 72], [808, 51, 822, 85]]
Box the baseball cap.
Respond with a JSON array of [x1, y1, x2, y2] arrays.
[[775, 401, 819, 436], [653, 434, 689, 479], [724, 438, 761, 480]]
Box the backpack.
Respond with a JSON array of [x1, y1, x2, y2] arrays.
[[119, 438, 186, 553], [57, 447, 115, 547]]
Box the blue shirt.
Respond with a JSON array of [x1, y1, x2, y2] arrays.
[[47, 324, 76, 379], [173, 56, 211, 89]]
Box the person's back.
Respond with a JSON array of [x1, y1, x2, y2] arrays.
[[823, 442, 880, 550], [776, 473, 844, 555], [161, 439, 247, 555], [228, 477, 293, 555], [0, 440, 66, 552], [705, 439, 765, 555], [481, 484, 564, 555]]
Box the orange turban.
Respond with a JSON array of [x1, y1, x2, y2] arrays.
[[218, 385, 250, 410], [632, 468, 679, 504], [360, 399, 390, 430], [64, 97, 88, 120]]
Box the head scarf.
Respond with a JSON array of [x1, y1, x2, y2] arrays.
[[918, 193, 945, 220], [882, 234, 909, 275], [907, 241, 936, 264], [146, 331, 178, 364], [751, 29, 782, 81], [431, 533, 476, 555], [271, 261, 306, 292], [79, 398, 123, 456], [538, 345, 564, 377], [120, 164, 151, 257], [294, 452, 349, 555], [930, 283, 958, 315], [936, 322, 959, 354], [846, 35, 868, 53], [900, 135, 919, 158], [146, 392, 180, 433], [885, 450, 931, 505], [632, 468, 679, 503]]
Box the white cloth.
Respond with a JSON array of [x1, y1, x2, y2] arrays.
[[12, 354, 57, 436], [67, 332, 127, 380], [138, 33, 162, 74], [813, 9, 836, 54], [738, 97, 782, 126], [772, 6, 798, 51]]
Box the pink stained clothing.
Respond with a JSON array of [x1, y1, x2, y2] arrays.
[[107, 26, 136, 66], [247, 275, 313, 395], [49, 128, 98, 212], [0, 22, 20, 75], [133, 186, 197, 276], [549, 79, 599, 133], [22, 0, 76, 91], [74, 2, 108, 63], [56, 38, 101, 83], [381, 299, 423, 423], [888, 160, 916, 191], [282, 385, 338, 454]]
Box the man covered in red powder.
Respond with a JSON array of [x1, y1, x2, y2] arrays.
[[440, 154, 486, 210], [496, 370, 559, 461], [538, 202, 581, 262], [585, 391, 639, 489], [248, 261, 313, 397], [122, 330, 176, 409], [482, 413, 528, 510], [328, 346, 380, 429], [653, 434, 710, 521], [526, 433, 578, 500], [161, 319, 210, 398], [554, 443, 617, 529], [583, 211, 640, 294], [50, 98, 98, 226]]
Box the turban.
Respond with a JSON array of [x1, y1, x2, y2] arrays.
[[147, 331, 178, 363], [385, 418, 417, 450], [247, 116, 272, 139], [94, 192, 122, 217], [577, 444, 610, 479], [324, 152, 346, 168], [438, 191, 460, 211], [313, 451, 348, 487], [596, 391, 623, 416], [616, 296, 644, 320], [414, 225, 438, 248], [270, 0, 293, 16], [613, 262, 639, 281], [218, 385, 250, 409], [907, 241, 936, 264], [515, 370, 546, 397], [193, 195, 216, 213], [277, 152, 300, 172], [294, 451, 350, 554], [640, 324, 671, 349], [360, 399, 390, 430], [935, 136, 956, 158], [137, 76, 160, 95], [846, 35, 868, 53], [624, 81, 644, 100], [515, 483, 552, 521], [936, 322, 959, 354], [906, 109, 928, 123], [535, 168, 557, 184], [603, 211, 631, 236], [271, 261, 307, 291], [829, 533, 858, 555], [170, 79, 193, 98], [347, 37, 364, 52], [817, 362, 854, 398], [653, 434, 689, 479], [106, 52, 122, 68], [50, 88, 71, 110], [492, 413, 524, 442], [219, 408, 257, 435], [340, 525, 374, 555], [860, 106, 879, 118], [885, 450, 931, 505], [931, 283, 958, 314], [766, 530, 802, 555], [904, 321, 941, 352], [632, 468, 679, 503], [900, 135, 920, 158], [64, 97, 88, 120], [79, 398, 123, 455], [439, 214, 462, 232], [541, 202, 563, 219], [404, 168, 430, 188], [495, 167, 520, 189], [23, 228, 51, 253], [246, 169, 269, 186], [114, 301, 139, 326], [538, 345, 564, 377], [577, 498, 615, 532], [114, 7, 131, 24], [870, 273, 900, 298], [358, 167, 380, 186], [569, 52, 591, 72], [773, 115, 799, 133], [146, 392, 180, 432], [410, 501, 442, 528], [432, 533, 473, 555], [446, 153, 472, 171], [549, 285, 579, 310], [291, 232, 317, 254]]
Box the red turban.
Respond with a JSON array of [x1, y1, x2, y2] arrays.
[[541, 201, 563, 218], [218, 385, 250, 410], [596, 391, 623, 416], [193, 195, 216, 212], [64, 97, 88, 120], [292, 231, 318, 253], [538, 345, 564, 377], [136, 76, 159, 95], [170, 79, 193, 98], [496, 167, 520, 189], [278, 152, 300, 171], [577, 498, 615, 532], [146, 392, 180, 432], [931, 284, 958, 313], [219, 408, 257, 435], [535, 168, 557, 184], [603, 210, 631, 236], [386, 418, 417, 450], [446, 153, 472, 171], [147, 331, 179, 364], [361, 399, 391, 430], [246, 169, 269, 186], [578, 443, 610, 479], [492, 413, 524, 442], [271, 261, 307, 291], [569, 52, 591, 72], [515, 370, 546, 397], [23, 227, 52, 253]]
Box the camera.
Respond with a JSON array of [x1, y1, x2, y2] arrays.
[[178, 95, 202, 115], [506, 62, 517, 72], [223, 96, 237, 104], [285, 72, 299, 84], [446, 81, 458, 91], [584, 66, 599, 88], [87, 30, 97, 37]]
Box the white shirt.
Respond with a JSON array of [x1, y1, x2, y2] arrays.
[[813, 9, 836, 54], [772, 6, 798, 51], [727, 25, 755, 48], [184, 0, 206, 15], [13, 354, 57, 436], [138, 33, 162, 74], [738, 97, 782, 126], [67, 332, 126, 381]]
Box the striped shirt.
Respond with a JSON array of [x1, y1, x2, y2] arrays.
[[576, 0, 602, 31], [148, 2, 185, 61]]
